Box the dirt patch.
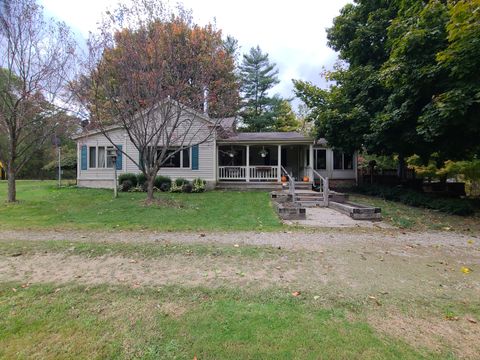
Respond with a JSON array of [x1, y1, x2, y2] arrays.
[[368, 310, 480, 359], [142, 198, 186, 208], [0, 253, 324, 290]]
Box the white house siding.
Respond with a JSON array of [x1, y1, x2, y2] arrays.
[[76, 110, 216, 189]]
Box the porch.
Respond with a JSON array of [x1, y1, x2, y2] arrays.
[[217, 144, 314, 183]]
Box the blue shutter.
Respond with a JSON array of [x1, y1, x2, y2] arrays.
[[116, 145, 123, 170], [191, 144, 199, 170], [81, 145, 87, 170]]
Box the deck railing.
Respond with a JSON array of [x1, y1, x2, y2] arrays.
[[311, 168, 329, 206]]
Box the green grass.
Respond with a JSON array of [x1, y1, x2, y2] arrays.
[[0, 181, 282, 231], [0, 283, 436, 360], [350, 194, 480, 232], [0, 239, 285, 259]]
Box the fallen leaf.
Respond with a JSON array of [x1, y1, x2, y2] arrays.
[[21, 283, 29, 288], [234, 244, 239, 248], [445, 315, 459, 321], [292, 291, 301, 297], [129, 259, 137, 264], [467, 317, 477, 324], [10, 252, 22, 257], [368, 295, 381, 306], [467, 240, 475, 245], [54, 288, 61, 293], [11, 288, 17, 292], [199, 233, 206, 237], [461, 266, 472, 274], [313, 295, 320, 300]]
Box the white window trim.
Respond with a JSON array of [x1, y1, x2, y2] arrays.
[[88, 145, 115, 169]]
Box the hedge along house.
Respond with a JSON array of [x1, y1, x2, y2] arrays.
[[73, 103, 357, 189]]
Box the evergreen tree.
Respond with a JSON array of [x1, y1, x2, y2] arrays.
[[239, 46, 280, 131], [272, 100, 300, 132]]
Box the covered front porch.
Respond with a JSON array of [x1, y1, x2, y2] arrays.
[[217, 144, 314, 183]]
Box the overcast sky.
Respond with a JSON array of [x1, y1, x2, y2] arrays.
[[40, 0, 351, 104]]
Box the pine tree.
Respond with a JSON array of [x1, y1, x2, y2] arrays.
[[239, 46, 280, 131], [272, 100, 300, 132]]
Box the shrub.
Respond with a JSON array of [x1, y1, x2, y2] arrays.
[[118, 173, 138, 187], [120, 180, 133, 192], [159, 183, 170, 192], [183, 183, 193, 193], [351, 184, 475, 216], [154, 175, 171, 191], [174, 178, 189, 187], [137, 173, 147, 187], [192, 178, 206, 193], [170, 181, 183, 193]]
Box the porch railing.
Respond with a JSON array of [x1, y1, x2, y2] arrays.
[[218, 166, 247, 180], [249, 166, 278, 180], [311, 168, 329, 206], [281, 166, 296, 202], [218, 165, 278, 181]]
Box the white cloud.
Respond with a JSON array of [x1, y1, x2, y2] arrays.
[[40, 0, 351, 104]]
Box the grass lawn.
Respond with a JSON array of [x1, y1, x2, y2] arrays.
[[0, 283, 438, 360], [0, 181, 282, 231], [350, 194, 480, 233]]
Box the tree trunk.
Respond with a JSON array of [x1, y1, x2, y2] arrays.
[[7, 169, 16, 203], [146, 176, 155, 201]]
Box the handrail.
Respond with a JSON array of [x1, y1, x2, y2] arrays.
[[281, 165, 296, 202], [311, 167, 329, 206]]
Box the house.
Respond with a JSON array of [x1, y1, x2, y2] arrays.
[[73, 104, 357, 189]]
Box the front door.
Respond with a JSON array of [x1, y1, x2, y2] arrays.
[[281, 146, 306, 181]]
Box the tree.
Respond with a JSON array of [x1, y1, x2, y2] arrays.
[[0, 0, 76, 202], [271, 100, 299, 132], [239, 46, 280, 131], [77, 0, 240, 201], [294, 0, 480, 175]]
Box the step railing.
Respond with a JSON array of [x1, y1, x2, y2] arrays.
[[281, 166, 296, 202], [311, 168, 329, 206]]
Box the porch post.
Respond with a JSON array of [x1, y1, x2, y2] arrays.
[[277, 145, 282, 182], [309, 144, 314, 181], [246, 145, 250, 182]]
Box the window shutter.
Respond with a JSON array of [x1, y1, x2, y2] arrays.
[[81, 145, 87, 170], [191, 144, 199, 170], [116, 145, 123, 170]]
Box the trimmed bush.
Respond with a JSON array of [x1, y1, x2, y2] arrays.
[[154, 175, 172, 191], [174, 178, 189, 187], [137, 173, 147, 187], [183, 183, 193, 193], [170, 181, 183, 193], [120, 180, 133, 192], [118, 173, 138, 187], [192, 178, 206, 193]]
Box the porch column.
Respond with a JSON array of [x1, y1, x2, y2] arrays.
[[309, 144, 314, 181], [277, 145, 282, 182], [246, 145, 250, 182]]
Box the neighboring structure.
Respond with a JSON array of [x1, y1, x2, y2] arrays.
[[73, 104, 357, 189], [0, 161, 5, 180]]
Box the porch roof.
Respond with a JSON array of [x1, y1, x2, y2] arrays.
[[218, 131, 313, 144]]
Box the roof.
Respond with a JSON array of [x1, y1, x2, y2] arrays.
[[219, 131, 313, 143]]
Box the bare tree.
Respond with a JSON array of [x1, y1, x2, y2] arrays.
[[76, 0, 239, 201], [0, 0, 76, 202]]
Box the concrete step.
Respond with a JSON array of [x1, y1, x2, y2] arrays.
[[329, 201, 382, 220]]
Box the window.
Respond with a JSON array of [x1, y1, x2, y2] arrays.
[[333, 151, 354, 170], [146, 146, 190, 168], [344, 153, 353, 170], [314, 149, 326, 170], [333, 151, 343, 170], [89, 147, 96, 168], [182, 148, 190, 168], [88, 145, 115, 168]]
